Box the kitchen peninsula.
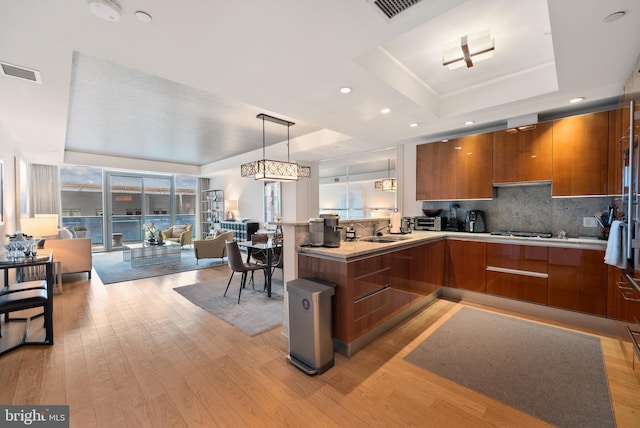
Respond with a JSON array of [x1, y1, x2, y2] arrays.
[[297, 230, 608, 356]]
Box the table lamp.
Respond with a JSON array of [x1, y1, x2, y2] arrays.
[[225, 200, 238, 220]]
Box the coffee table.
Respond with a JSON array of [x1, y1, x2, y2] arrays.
[[123, 240, 181, 268]]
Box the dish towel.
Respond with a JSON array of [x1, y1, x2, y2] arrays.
[[604, 220, 627, 268]]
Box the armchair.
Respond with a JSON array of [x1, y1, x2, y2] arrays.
[[161, 224, 193, 248], [193, 230, 234, 264]]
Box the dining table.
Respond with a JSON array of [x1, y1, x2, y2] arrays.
[[237, 240, 281, 298]]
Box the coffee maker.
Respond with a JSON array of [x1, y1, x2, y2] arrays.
[[320, 214, 341, 247]]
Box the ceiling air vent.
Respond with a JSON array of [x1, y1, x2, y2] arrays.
[[368, 0, 424, 20], [0, 62, 41, 83]]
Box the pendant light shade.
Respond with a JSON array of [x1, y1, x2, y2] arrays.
[[375, 158, 397, 191], [241, 114, 310, 181]]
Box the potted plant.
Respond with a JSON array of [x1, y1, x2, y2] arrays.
[[74, 225, 87, 238]]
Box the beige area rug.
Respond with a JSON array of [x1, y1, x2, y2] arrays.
[[404, 306, 615, 428], [173, 272, 284, 336]]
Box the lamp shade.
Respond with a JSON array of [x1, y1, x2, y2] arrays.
[[21, 215, 59, 237], [225, 200, 239, 220]]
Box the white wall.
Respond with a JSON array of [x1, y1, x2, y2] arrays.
[[401, 141, 422, 218], [210, 168, 267, 226], [0, 123, 17, 237]]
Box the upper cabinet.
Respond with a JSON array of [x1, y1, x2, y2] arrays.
[[416, 141, 456, 200], [607, 107, 628, 196], [416, 133, 493, 201], [551, 111, 609, 197], [493, 122, 552, 184]]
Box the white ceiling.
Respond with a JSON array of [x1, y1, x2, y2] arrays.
[[1, 0, 639, 176]]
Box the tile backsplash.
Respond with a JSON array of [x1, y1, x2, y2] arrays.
[[422, 184, 615, 239]]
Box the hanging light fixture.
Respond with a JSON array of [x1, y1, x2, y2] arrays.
[[375, 159, 397, 191], [241, 113, 311, 181]]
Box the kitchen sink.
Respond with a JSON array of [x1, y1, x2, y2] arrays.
[[359, 235, 411, 243]]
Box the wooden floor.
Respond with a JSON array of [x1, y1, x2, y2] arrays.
[[1, 265, 639, 428]]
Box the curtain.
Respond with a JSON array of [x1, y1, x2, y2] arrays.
[[29, 164, 61, 218]]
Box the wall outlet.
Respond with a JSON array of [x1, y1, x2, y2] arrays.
[[583, 217, 597, 228]]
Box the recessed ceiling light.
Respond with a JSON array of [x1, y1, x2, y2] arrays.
[[87, 0, 122, 22], [381, 108, 391, 114], [569, 97, 585, 104], [442, 139, 449, 142], [465, 120, 474, 125], [339, 87, 351, 94], [409, 123, 418, 127], [604, 11, 626, 23], [135, 11, 153, 22]]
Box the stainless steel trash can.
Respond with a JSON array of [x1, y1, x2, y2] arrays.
[[287, 278, 335, 375]]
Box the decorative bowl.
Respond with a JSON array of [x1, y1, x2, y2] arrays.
[[422, 209, 442, 217]]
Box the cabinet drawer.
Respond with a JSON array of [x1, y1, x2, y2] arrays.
[[352, 267, 390, 301], [486, 243, 547, 273], [486, 270, 548, 304], [353, 286, 391, 321]]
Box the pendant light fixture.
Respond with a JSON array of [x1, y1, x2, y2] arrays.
[[241, 113, 311, 181], [375, 159, 397, 191]]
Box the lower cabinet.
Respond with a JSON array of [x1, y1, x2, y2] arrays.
[[297, 240, 445, 350], [485, 243, 548, 304], [607, 266, 640, 322], [410, 240, 445, 295], [548, 247, 607, 316], [448, 239, 486, 292]]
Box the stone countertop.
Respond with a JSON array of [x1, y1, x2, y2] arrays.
[[297, 230, 607, 262]]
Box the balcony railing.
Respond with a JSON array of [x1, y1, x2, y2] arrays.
[[61, 214, 196, 247]]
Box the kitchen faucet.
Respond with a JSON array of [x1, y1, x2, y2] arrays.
[[374, 224, 390, 236]]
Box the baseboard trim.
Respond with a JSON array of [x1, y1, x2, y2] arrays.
[[440, 286, 627, 337]]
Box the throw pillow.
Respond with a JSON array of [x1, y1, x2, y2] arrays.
[[172, 225, 186, 238]]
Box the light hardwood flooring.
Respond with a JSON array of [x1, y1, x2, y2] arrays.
[[1, 265, 639, 427]]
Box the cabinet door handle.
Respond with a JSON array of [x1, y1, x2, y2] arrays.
[[354, 285, 390, 303], [617, 281, 633, 290], [621, 289, 640, 302]]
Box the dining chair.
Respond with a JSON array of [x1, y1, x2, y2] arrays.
[[250, 233, 270, 265], [224, 241, 266, 304]]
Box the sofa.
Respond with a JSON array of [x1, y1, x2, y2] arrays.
[[161, 224, 193, 248], [43, 237, 92, 279], [193, 230, 234, 264]]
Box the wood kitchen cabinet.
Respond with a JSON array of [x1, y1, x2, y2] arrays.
[[416, 141, 456, 200], [547, 247, 607, 316], [416, 133, 493, 201], [608, 107, 630, 196], [485, 243, 548, 305], [493, 121, 553, 184], [406, 240, 445, 295], [298, 249, 423, 349], [607, 266, 640, 322], [447, 239, 486, 292], [552, 111, 609, 196], [455, 133, 493, 199]]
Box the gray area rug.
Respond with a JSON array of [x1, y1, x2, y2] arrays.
[[93, 249, 225, 284], [173, 274, 284, 336], [405, 307, 615, 428]]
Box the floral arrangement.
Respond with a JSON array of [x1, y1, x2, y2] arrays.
[[143, 222, 157, 240]]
